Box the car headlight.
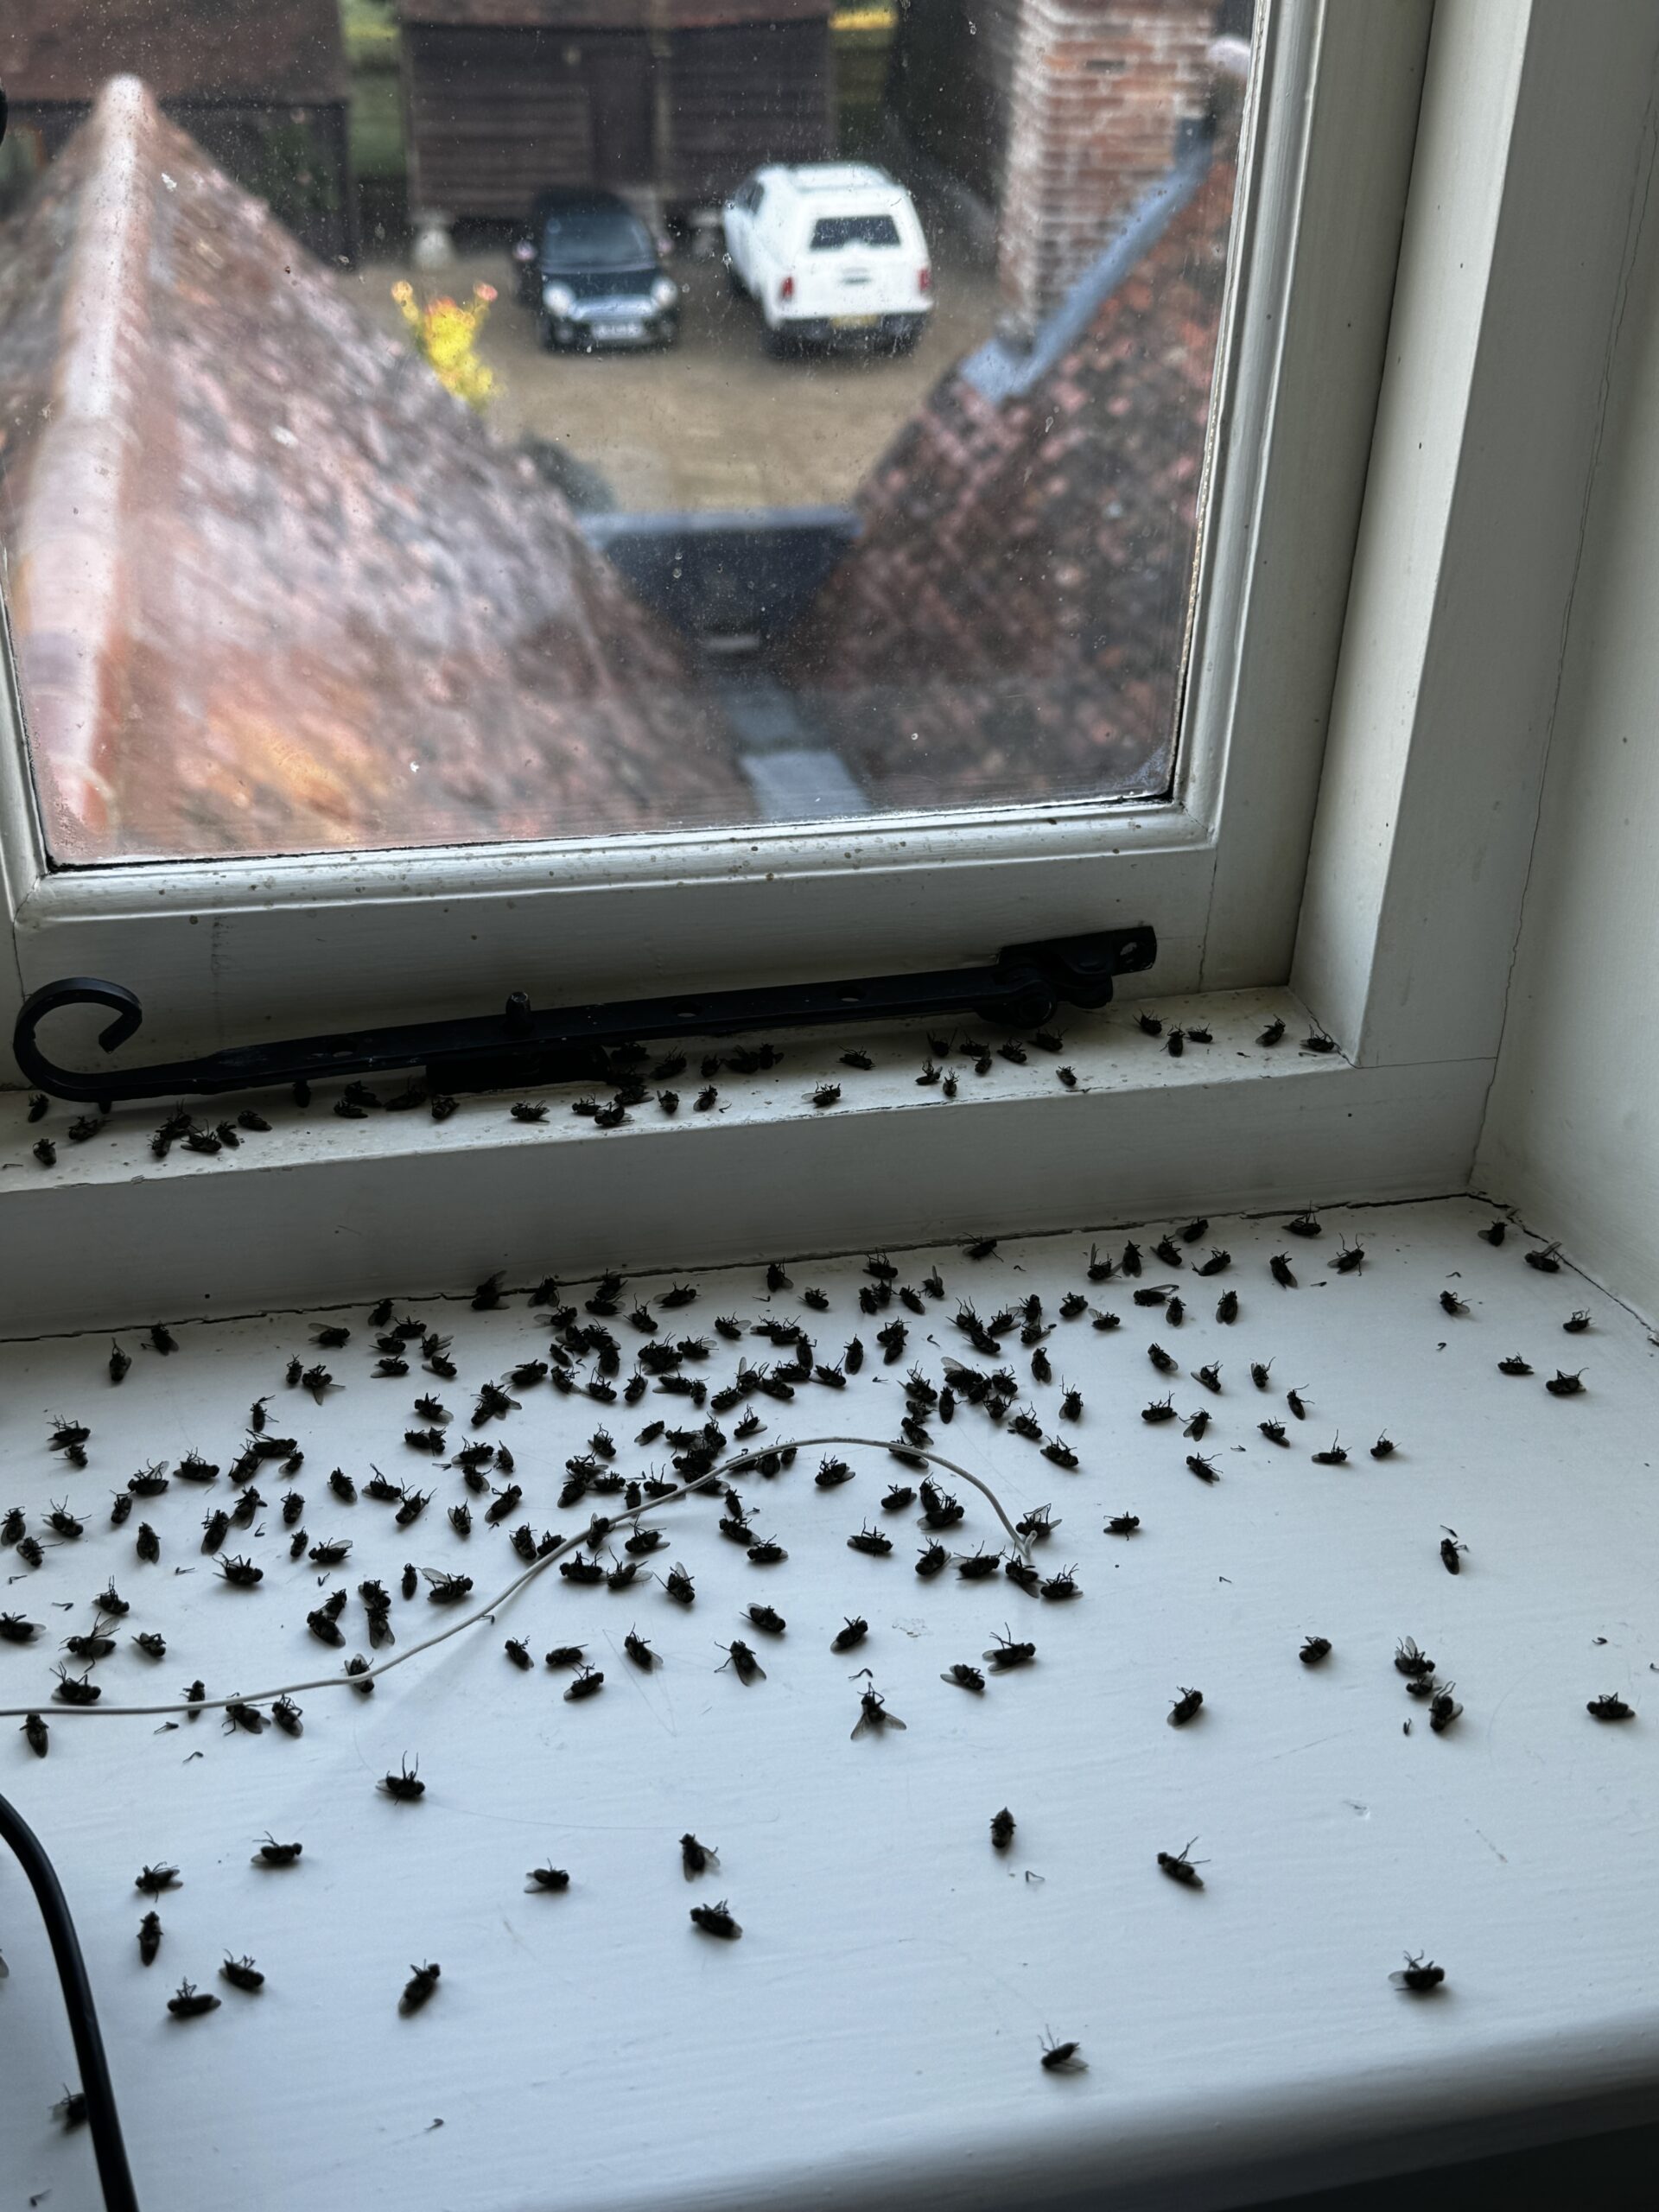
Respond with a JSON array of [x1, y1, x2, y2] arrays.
[[542, 283, 575, 315], [651, 276, 678, 312]]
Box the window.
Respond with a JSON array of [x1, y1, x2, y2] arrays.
[[808, 213, 900, 251], [0, 1, 1429, 1059]]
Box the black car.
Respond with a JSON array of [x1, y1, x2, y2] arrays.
[[511, 188, 680, 352]]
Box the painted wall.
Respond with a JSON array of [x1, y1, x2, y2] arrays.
[[1474, 147, 1659, 1320]]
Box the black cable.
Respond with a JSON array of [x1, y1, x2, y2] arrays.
[[0, 1789, 142, 2212]]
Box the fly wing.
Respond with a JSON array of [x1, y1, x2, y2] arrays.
[[882, 1709, 907, 1732]]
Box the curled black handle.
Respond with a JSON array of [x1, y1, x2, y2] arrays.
[[13, 978, 152, 1103], [11, 927, 1156, 1107]]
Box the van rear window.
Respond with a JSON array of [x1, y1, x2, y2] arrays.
[[809, 214, 901, 251]]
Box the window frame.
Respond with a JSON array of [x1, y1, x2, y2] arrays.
[[0, 0, 1431, 1073]]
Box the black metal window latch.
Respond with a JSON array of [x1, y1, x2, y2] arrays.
[[11, 926, 1154, 1106]]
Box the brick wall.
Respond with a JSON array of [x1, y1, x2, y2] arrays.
[[999, 0, 1221, 325]]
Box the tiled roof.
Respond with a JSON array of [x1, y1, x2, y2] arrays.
[[776, 145, 1240, 812], [0, 79, 747, 863], [0, 1, 348, 106]]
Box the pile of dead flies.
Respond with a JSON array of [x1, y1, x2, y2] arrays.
[[0, 1211, 1605, 2065]]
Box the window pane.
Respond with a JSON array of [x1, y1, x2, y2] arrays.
[[0, 1, 1253, 865]]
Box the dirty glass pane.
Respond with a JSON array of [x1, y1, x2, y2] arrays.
[[0, 1, 1254, 864]]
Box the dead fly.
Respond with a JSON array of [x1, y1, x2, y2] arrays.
[[544, 1646, 586, 1672], [1186, 1456, 1219, 1484], [167, 1981, 221, 2020], [696, 1085, 719, 1112], [137, 1911, 162, 1964], [49, 1420, 91, 1462], [943, 1662, 987, 1693], [626, 1527, 668, 1557], [136, 1864, 181, 1897], [34, 1138, 56, 1167], [1157, 1840, 1206, 1889], [1167, 1687, 1204, 1727], [1153, 1236, 1185, 1270], [1196, 1248, 1231, 1278], [1165, 1297, 1185, 1328], [622, 1630, 660, 1672], [916, 1541, 949, 1579], [680, 1833, 720, 1881], [183, 1681, 207, 1719], [1136, 1012, 1163, 1037], [1286, 1389, 1310, 1420], [963, 1237, 999, 1261], [719, 1639, 766, 1684], [1390, 1955, 1446, 1994], [1547, 1370, 1587, 1396], [448, 1503, 473, 1539], [1524, 1243, 1563, 1274], [1042, 1440, 1080, 1471], [17, 1535, 46, 1568], [1184, 1409, 1211, 1442], [1370, 1435, 1397, 1460], [109, 1493, 134, 1529], [984, 1630, 1037, 1672], [883, 1484, 917, 1514], [307, 1607, 346, 1647], [564, 1664, 606, 1703], [62, 1624, 116, 1660], [1134, 1287, 1172, 1310], [830, 1616, 870, 1653], [1300, 1636, 1332, 1665], [1270, 1255, 1298, 1288], [1312, 1440, 1349, 1467], [845, 1338, 866, 1374], [848, 1525, 893, 1559], [0, 1613, 41, 1644], [498, 1637, 532, 1673], [224, 1700, 267, 1735], [309, 1539, 352, 1568], [46, 1500, 85, 1539], [1006, 1559, 1041, 1597], [1029, 1347, 1053, 1387], [1010, 1408, 1044, 1441], [1440, 1290, 1470, 1318], [1039, 2034, 1087, 2075], [526, 1863, 570, 1893], [1440, 1529, 1467, 1574], [810, 1083, 842, 1109], [1039, 1567, 1081, 1602], [1142, 1398, 1177, 1425], [852, 1687, 907, 1738], [1395, 1638, 1435, 1679], [395, 1491, 432, 1529], [919, 1483, 964, 1529], [380, 1758, 426, 1802], [1194, 1362, 1223, 1395], [1428, 1688, 1462, 1734], [690, 1900, 743, 1941], [3, 1505, 29, 1547], [22, 1713, 48, 1757], [1588, 1694, 1636, 1721], [816, 1456, 855, 1489], [399, 1962, 442, 2016], [1105, 1513, 1141, 1536], [54, 1669, 100, 1706], [220, 1955, 265, 1995], [1498, 1356, 1534, 1376], [954, 1547, 1000, 1582]]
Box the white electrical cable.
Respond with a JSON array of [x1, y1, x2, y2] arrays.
[[0, 1437, 1033, 1722]]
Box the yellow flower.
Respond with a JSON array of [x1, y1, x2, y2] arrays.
[[391, 277, 496, 410]]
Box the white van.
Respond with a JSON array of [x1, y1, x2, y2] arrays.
[[722, 163, 933, 355]]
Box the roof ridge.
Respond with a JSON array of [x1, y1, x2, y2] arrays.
[[12, 76, 159, 832]]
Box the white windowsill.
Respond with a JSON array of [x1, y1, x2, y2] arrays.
[[2, 1194, 1655, 2212], [0, 988, 1495, 1336]]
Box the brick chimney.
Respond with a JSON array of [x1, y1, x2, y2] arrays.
[[998, 0, 1223, 328]]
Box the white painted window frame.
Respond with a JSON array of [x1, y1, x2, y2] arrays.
[[0, 0, 1428, 1071], [2, 0, 1656, 1336]]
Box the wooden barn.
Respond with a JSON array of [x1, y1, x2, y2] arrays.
[[396, 1, 836, 219], [0, 0, 356, 263]]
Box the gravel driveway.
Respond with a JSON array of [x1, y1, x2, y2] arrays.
[[346, 223, 1001, 512]]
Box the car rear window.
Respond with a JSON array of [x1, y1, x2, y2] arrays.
[[809, 214, 901, 251]]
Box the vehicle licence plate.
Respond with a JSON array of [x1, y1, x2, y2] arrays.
[[593, 321, 645, 341], [832, 315, 879, 330]]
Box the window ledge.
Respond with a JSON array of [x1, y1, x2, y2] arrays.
[[0, 988, 1499, 1336]]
